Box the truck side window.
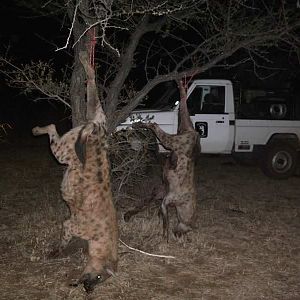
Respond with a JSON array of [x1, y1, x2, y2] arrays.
[[201, 86, 225, 114], [187, 86, 203, 115]]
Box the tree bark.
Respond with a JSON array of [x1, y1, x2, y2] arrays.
[[67, 0, 95, 127], [70, 58, 87, 127]]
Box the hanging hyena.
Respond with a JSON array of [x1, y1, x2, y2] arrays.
[[32, 121, 118, 293], [134, 81, 199, 238]]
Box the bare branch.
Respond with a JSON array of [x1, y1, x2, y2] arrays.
[[0, 57, 71, 108], [55, 0, 81, 52], [105, 15, 166, 118]]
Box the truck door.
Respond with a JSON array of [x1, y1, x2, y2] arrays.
[[187, 84, 233, 154]]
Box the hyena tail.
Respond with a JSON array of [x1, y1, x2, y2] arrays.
[[74, 122, 98, 165]]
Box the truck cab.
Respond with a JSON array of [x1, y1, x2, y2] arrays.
[[120, 79, 236, 153], [187, 79, 235, 153]]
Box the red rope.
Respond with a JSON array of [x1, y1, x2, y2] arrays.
[[89, 27, 96, 69], [183, 71, 197, 92]]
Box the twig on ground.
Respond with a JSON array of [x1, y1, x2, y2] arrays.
[[119, 238, 176, 259]]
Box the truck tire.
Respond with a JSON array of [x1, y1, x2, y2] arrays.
[[269, 103, 287, 119], [260, 144, 298, 179]]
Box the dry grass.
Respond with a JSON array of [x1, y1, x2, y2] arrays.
[[0, 142, 299, 300]]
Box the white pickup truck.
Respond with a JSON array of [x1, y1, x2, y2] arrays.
[[119, 79, 300, 179]]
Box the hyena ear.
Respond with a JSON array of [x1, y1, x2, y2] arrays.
[[105, 267, 116, 277], [75, 123, 97, 165]]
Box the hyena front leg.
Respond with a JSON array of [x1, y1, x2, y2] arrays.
[[161, 193, 174, 241], [173, 193, 196, 237], [48, 219, 74, 258]]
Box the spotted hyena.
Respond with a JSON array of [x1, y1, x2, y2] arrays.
[[32, 121, 118, 293], [133, 80, 199, 238], [135, 123, 198, 237]]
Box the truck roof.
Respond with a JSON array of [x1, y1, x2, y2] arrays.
[[191, 79, 232, 86]]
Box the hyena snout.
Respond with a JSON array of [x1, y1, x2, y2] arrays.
[[75, 269, 113, 293]]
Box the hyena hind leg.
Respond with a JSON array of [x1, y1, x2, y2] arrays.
[[32, 124, 57, 137]]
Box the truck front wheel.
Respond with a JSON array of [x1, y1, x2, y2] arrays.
[[260, 144, 298, 179]]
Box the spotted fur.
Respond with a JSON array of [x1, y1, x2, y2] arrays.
[[133, 81, 199, 238], [135, 122, 198, 237], [32, 122, 118, 293]]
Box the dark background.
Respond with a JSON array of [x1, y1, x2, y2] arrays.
[[0, 1, 299, 140]]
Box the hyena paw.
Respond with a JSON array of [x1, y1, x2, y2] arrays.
[[47, 247, 62, 259], [31, 127, 41, 136], [173, 230, 184, 238], [173, 223, 192, 238]]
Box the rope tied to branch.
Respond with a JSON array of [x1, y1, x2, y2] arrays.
[[89, 27, 96, 69], [183, 72, 197, 92]]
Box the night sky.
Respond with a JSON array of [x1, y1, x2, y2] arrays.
[[0, 1, 61, 61], [0, 1, 71, 137]]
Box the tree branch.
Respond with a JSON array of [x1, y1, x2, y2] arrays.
[[105, 15, 166, 118], [111, 20, 300, 131]]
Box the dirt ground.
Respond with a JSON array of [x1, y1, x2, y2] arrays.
[[0, 140, 299, 300]]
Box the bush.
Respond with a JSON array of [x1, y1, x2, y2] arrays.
[[109, 128, 159, 203]]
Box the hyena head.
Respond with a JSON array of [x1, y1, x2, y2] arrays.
[[79, 260, 117, 293]]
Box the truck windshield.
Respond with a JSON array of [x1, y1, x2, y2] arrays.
[[136, 82, 180, 110], [188, 85, 225, 114]]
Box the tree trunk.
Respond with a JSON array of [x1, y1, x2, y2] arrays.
[[70, 56, 87, 127], [67, 0, 94, 127]]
